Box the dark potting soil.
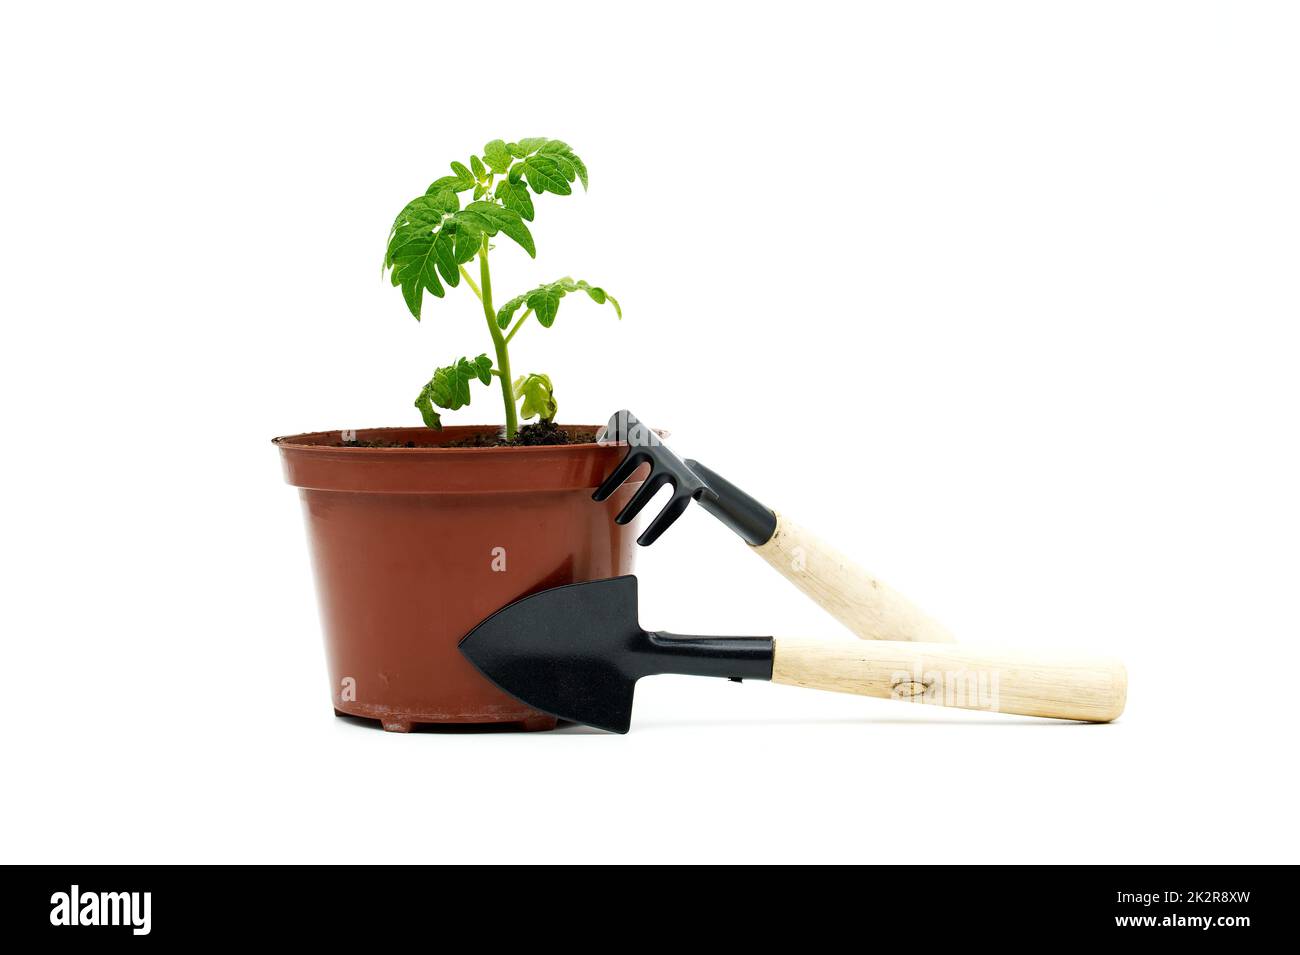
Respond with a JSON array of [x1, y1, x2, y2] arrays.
[[335, 421, 582, 449]]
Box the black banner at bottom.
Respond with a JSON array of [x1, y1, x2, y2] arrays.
[[3, 865, 1280, 943]]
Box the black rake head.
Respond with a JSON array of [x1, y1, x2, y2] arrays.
[[592, 410, 718, 546]]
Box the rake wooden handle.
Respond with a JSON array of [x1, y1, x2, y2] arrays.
[[752, 513, 956, 643], [771, 639, 1126, 722]]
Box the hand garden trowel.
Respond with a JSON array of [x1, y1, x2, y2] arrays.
[[593, 410, 955, 644], [459, 576, 1127, 734]]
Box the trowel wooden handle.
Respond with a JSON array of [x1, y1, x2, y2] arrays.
[[752, 513, 956, 643], [771, 640, 1126, 722]]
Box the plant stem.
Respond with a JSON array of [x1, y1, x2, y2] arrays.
[[458, 265, 482, 301], [503, 307, 534, 345], [477, 236, 517, 439]]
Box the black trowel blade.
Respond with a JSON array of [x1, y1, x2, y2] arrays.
[[458, 577, 646, 734]]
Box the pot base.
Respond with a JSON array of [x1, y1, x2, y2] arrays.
[[333, 704, 558, 733]]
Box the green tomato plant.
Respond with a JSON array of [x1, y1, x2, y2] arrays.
[[384, 139, 620, 440]]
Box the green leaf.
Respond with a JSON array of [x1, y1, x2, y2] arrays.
[[460, 201, 535, 257], [387, 191, 458, 257], [427, 174, 472, 195], [532, 286, 564, 326], [539, 140, 587, 190], [495, 277, 621, 329], [385, 192, 471, 318], [431, 229, 459, 285], [496, 292, 524, 328], [483, 139, 513, 173], [512, 372, 557, 422], [387, 140, 587, 319], [386, 235, 450, 317], [453, 220, 483, 263], [387, 196, 543, 316], [536, 143, 574, 181], [389, 233, 444, 318], [414, 394, 443, 429], [495, 178, 535, 221], [582, 284, 620, 316], [414, 355, 494, 429], [520, 154, 572, 195], [502, 141, 586, 195]]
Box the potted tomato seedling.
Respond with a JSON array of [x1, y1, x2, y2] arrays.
[[274, 139, 636, 732]]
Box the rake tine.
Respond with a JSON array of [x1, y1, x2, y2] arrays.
[[637, 492, 693, 546], [592, 450, 650, 502], [615, 471, 673, 525]]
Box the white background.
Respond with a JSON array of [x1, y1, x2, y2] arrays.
[[2, 1, 1297, 864]]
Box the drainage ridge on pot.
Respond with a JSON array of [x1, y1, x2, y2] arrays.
[[273, 424, 648, 733]]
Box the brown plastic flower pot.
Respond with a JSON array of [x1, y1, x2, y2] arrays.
[[273, 425, 641, 732]]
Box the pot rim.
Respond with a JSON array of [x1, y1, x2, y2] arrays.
[[271, 423, 666, 454], [273, 424, 661, 493]]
